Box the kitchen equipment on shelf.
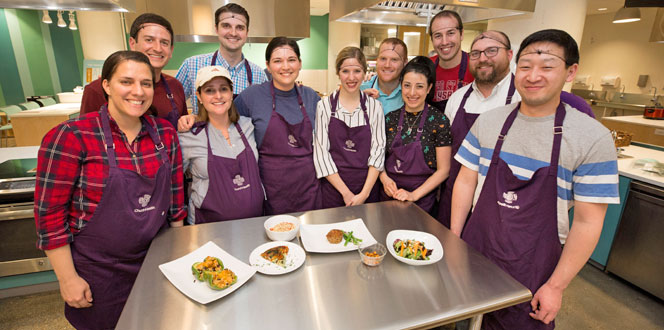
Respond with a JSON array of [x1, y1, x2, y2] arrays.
[[644, 104, 664, 119]]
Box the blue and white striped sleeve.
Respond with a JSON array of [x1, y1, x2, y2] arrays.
[[454, 129, 481, 172], [176, 58, 193, 103], [572, 133, 620, 204]]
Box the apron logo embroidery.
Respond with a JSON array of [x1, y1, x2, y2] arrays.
[[343, 139, 356, 152], [134, 194, 156, 213], [497, 191, 520, 209], [287, 134, 298, 147], [394, 159, 404, 173], [232, 174, 250, 191]]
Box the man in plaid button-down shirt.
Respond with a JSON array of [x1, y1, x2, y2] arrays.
[[176, 3, 268, 115]]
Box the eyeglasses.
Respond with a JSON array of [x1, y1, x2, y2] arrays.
[[469, 46, 507, 60]]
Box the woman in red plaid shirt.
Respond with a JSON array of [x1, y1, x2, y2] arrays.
[[34, 50, 186, 330]]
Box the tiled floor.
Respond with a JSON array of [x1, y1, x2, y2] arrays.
[[0, 264, 662, 329]]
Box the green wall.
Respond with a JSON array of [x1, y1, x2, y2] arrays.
[[0, 9, 83, 107], [166, 14, 329, 71]]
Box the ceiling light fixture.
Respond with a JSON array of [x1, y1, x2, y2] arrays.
[[56, 11, 66, 27], [41, 10, 52, 24], [68, 11, 77, 30], [613, 6, 641, 23]]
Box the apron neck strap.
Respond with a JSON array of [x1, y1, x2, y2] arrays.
[[414, 104, 429, 141], [160, 74, 180, 116], [329, 90, 369, 122], [549, 102, 566, 173], [457, 51, 469, 89], [505, 74, 516, 105], [458, 85, 474, 113]]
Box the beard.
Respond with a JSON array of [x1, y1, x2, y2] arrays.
[[471, 60, 509, 85]]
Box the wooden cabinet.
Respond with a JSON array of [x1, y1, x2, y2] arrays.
[[10, 104, 80, 146]]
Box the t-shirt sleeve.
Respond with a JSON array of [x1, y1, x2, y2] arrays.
[[571, 131, 620, 204], [434, 112, 452, 147], [454, 119, 481, 172], [80, 81, 106, 115]]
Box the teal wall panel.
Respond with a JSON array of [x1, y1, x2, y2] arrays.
[[16, 9, 53, 96], [0, 9, 24, 106], [48, 16, 83, 92]]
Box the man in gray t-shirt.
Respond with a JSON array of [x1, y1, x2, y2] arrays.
[[451, 29, 619, 329]]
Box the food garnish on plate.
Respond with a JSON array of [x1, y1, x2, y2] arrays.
[[393, 239, 432, 260], [261, 245, 289, 268], [191, 256, 236, 290]]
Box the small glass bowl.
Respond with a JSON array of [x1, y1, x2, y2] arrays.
[[358, 243, 387, 267]]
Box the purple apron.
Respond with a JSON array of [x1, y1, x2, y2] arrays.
[[321, 91, 379, 208], [211, 51, 253, 100], [65, 106, 171, 330], [462, 102, 565, 330], [380, 105, 436, 213], [194, 123, 264, 223], [438, 74, 515, 227], [258, 82, 321, 215], [430, 51, 469, 112], [160, 73, 182, 128]]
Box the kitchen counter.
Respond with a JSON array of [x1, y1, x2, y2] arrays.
[[602, 116, 664, 146], [0, 146, 39, 163], [618, 145, 664, 188], [10, 103, 80, 146], [117, 202, 532, 330], [603, 115, 664, 129]]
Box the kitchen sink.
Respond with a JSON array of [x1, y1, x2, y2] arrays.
[[596, 93, 662, 112], [571, 89, 607, 103]]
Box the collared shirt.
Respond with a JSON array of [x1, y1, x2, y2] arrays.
[[360, 76, 404, 115], [444, 73, 520, 124], [175, 51, 268, 114], [313, 95, 386, 178], [35, 112, 186, 250]]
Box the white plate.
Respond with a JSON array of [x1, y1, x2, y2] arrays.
[[159, 241, 256, 304], [300, 218, 377, 253], [386, 230, 444, 266], [249, 241, 306, 275]]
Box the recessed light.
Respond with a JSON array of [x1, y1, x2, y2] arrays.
[[598, 7, 608, 11]]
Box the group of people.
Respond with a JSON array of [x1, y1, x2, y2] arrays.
[[34, 3, 619, 330]]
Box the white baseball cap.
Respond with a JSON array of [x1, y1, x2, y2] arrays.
[[195, 66, 233, 90]]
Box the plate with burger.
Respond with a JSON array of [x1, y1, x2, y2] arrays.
[[299, 218, 377, 253]]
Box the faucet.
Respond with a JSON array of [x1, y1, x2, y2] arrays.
[[651, 86, 658, 102], [620, 85, 625, 99], [588, 83, 596, 100]]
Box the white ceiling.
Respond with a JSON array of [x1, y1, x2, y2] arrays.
[[309, 0, 633, 17]]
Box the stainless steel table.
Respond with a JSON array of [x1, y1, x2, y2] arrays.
[[116, 201, 531, 330]]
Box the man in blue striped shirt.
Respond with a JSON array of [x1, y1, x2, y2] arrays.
[[451, 29, 619, 329], [176, 3, 267, 115]]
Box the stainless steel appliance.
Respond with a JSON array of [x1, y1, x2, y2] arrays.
[[606, 181, 664, 300], [0, 158, 52, 277]]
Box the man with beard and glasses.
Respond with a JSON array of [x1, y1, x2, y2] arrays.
[[437, 31, 595, 227]]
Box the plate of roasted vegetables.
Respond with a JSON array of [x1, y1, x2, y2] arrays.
[[386, 230, 443, 266], [159, 241, 256, 304], [249, 241, 306, 275], [300, 218, 377, 253]]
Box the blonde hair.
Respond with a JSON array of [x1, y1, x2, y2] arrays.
[[335, 46, 367, 74]]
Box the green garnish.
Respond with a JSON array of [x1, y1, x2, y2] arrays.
[[343, 231, 363, 246]]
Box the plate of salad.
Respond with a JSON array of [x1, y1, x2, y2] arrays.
[[300, 218, 377, 253], [386, 230, 443, 266]]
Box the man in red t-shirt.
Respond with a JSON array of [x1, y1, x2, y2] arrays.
[[80, 13, 187, 128], [428, 10, 474, 112]]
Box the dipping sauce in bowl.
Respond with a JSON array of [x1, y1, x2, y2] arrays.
[[270, 222, 295, 232]]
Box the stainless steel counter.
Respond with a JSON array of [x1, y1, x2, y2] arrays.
[[116, 201, 531, 330]]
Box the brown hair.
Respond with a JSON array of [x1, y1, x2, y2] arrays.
[[335, 46, 367, 74], [379, 38, 408, 60], [428, 10, 463, 36], [196, 79, 239, 124]]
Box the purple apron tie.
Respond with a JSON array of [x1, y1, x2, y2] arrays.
[[194, 123, 264, 223], [160, 73, 182, 128], [321, 91, 379, 208], [461, 102, 565, 330], [380, 105, 436, 213], [212, 50, 253, 100], [430, 51, 469, 112], [258, 82, 321, 215], [65, 105, 172, 330], [438, 74, 515, 227]]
